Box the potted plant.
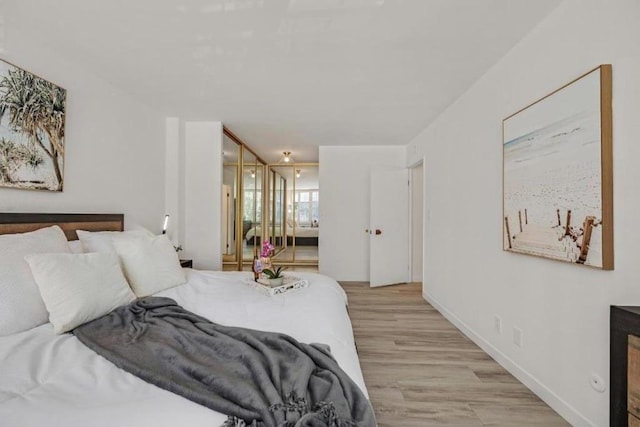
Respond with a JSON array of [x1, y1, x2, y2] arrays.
[[262, 266, 286, 286]]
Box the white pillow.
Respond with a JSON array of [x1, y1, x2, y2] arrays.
[[0, 226, 71, 335], [112, 235, 186, 297], [77, 229, 153, 253], [69, 240, 85, 254], [25, 252, 136, 334]]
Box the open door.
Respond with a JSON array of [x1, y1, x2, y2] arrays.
[[370, 167, 410, 287]]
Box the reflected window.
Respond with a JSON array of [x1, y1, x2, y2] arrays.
[[243, 190, 262, 223], [294, 190, 319, 227]]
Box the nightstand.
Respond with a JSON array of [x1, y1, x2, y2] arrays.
[[179, 259, 193, 268]]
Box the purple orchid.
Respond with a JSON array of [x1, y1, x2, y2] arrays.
[[261, 240, 275, 257]]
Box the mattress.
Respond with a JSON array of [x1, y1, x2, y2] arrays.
[[0, 270, 367, 427]]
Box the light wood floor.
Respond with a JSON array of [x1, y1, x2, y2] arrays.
[[340, 282, 569, 427]]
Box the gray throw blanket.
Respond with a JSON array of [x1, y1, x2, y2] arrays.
[[73, 297, 376, 427]]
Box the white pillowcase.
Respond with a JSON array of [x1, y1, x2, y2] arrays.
[[25, 252, 136, 334], [112, 235, 186, 297], [68, 240, 85, 254], [77, 229, 153, 253], [0, 226, 72, 336]]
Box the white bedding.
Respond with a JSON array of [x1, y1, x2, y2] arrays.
[[245, 225, 319, 240], [0, 270, 367, 427]]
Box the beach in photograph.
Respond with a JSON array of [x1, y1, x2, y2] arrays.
[[503, 108, 602, 267]]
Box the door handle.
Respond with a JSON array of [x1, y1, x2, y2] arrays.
[[375, 229, 382, 235]]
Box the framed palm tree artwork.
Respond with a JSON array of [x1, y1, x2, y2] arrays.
[[0, 59, 66, 191]]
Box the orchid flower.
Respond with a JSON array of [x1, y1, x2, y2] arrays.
[[261, 240, 275, 257]]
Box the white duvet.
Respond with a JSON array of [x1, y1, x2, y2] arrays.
[[0, 270, 367, 427], [245, 225, 319, 240]]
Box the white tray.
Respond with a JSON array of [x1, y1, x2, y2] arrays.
[[248, 275, 309, 296]]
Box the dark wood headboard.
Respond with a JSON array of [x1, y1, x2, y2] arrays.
[[0, 213, 124, 241]]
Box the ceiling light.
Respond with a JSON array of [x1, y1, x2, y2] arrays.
[[279, 151, 294, 163], [296, 169, 301, 178], [250, 169, 255, 178]]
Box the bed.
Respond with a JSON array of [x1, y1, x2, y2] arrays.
[[245, 224, 319, 246], [0, 213, 369, 426]]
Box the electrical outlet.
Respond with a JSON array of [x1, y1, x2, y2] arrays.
[[493, 315, 502, 334], [513, 327, 523, 348]]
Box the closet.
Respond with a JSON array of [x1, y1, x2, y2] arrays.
[[221, 127, 319, 270]]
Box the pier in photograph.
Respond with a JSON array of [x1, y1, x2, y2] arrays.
[[505, 209, 600, 266]]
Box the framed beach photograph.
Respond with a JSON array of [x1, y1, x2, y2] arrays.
[[0, 59, 66, 191], [503, 65, 613, 270]]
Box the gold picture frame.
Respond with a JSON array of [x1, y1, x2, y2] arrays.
[[502, 65, 613, 270]]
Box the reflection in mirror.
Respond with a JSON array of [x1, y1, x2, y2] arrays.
[[269, 169, 286, 257], [270, 166, 294, 262], [222, 134, 240, 265], [268, 164, 319, 264], [290, 165, 319, 263], [242, 150, 264, 263]]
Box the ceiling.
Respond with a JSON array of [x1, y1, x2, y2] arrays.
[[2, 0, 561, 162]]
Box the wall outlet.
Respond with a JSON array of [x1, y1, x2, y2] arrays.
[[493, 315, 502, 334], [513, 327, 523, 348]]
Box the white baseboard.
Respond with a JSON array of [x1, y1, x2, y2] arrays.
[[422, 289, 595, 427]]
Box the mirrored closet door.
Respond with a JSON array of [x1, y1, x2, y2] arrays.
[[221, 127, 318, 269], [242, 151, 264, 265], [267, 164, 319, 265], [222, 127, 267, 271], [221, 133, 240, 268]]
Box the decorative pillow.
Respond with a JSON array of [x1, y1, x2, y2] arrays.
[[0, 226, 71, 336], [25, 252, 136, 334], [77, 229, 153, 253], [112, 235, 186, 297], [69, 240, 85, 254]]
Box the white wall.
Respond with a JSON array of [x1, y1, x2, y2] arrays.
[[411, 162, 424, 283], [164, 118, 181, 245], [319, 146, 406, 281], [183, 121, 223, 270], [406, 1, 640, 425], [0, 22, 165, 230]]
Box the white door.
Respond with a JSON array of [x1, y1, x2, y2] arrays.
[[370, 168, 410, 287]]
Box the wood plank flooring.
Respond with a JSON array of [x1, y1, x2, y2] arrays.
[[340, 282, 569, 427]]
